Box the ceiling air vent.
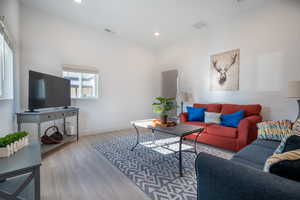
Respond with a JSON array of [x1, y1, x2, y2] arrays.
[[104, 28, 115, 34], [193, 22, 207, 30]]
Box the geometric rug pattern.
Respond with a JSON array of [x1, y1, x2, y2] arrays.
[[93, 133, 233, 200]]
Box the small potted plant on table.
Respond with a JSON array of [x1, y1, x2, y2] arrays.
[[152, 97, 177, 124]]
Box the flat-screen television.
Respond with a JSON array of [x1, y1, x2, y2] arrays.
[[29, 70, 71, 111]]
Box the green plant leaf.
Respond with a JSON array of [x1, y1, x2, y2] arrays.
[[152, 97, 177, 115], [0, 132, 29, 147]]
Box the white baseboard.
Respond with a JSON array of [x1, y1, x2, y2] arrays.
[[79, 123, 133, 136]]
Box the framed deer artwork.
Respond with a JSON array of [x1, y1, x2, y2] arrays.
[[210, 49, 240, 91]]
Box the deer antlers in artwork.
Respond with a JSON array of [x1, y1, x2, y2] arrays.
[[212, 53, 238, 85]]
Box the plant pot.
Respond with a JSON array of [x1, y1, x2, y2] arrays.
[[8, 144, 14, 156], [0, 145, 11, 158], [0, 137, 30, 158], [13, 141, 18, 153], [160, 115, 168, 124], [24, 136, 29, 146], [19, 138, 24, 149]]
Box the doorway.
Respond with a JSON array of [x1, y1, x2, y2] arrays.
[[161, 69, 178, 117]]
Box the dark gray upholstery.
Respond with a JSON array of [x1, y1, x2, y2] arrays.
[[251, 139, 280, 149], [195, 139, 300, 200], [231, 140, 278, 170]]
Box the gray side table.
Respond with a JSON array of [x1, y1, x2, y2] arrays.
[[0, 141, 41, 200]]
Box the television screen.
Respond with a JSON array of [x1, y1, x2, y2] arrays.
[[29, 70, 71, 111]]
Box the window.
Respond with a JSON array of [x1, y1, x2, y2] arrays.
[[0, 18, 14, 100], [0, 34, 3, 97], [62, 66, 99, 99]]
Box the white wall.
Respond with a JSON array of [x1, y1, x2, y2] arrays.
[[20, 5, 160, 136], [0, 0, 20, 136], [157, 0, 300, 121]]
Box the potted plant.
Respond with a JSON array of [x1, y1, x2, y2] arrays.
[[152, 97, 177, 124], [0, 132, 29, 157]]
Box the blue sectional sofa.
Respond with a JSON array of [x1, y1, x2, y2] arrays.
[[195, 139, 300, 200]]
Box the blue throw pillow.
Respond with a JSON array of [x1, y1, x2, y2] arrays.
[[187, 107, 206, 122], [221, 110, 245, 128]]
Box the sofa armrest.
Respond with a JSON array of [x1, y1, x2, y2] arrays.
[[237, 115, 262, 150], [196, 153, 300, 200], [242, 115, 263, 125], [179, 112, 188, 123]]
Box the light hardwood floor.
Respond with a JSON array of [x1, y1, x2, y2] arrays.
[[41, 129, 151, 200]]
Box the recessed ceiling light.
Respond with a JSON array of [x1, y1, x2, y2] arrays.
[[154, 32, 160, 37], [74, 0, 82, 4]]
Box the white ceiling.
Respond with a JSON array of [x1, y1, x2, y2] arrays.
[[20, 0, 269, 49]]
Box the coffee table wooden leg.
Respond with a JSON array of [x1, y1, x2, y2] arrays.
[[179, 136, 183, 177], [131, 124, 140, 151]]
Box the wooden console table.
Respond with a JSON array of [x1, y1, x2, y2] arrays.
[[16, 107, 79, 154], [0, 141, 41, 200]]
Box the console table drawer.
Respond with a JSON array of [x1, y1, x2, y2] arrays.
[[39, 114, 59, 122], [65, 110, 78, 117], [17, 108, 79, 123], [57, 112, 67, 118]]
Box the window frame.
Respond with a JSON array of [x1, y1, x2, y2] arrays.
[[0, 33, 4, 98], [0, 18, 14, 101], [62, 66, 99, 100]]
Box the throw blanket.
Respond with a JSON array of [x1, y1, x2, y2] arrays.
[[257, 120, 293, 141]]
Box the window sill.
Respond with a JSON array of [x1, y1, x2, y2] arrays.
[[0, 97, 13, 101], [72, 97, 99, 100]]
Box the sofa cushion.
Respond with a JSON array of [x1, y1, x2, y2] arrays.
[[221, 104, 262, 117], [257, 120, 293, 141], [264, 149, 300, 182], [187, 106, 206, 121], [206, 124, 238, 138], [231, 157, 263, 170], [292, 118, 300, 134], [221, 110, 245, 128], [251, 139, 280, 150], [184, 121, 211, 132], [274, 134, 300, 154], [232, 143, 276, 170], [204, 112, 221, 124], [194, 104, 222, 113]]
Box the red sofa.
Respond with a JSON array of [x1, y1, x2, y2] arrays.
[[180, 104, 263, 152]]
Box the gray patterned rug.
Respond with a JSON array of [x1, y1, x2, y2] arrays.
[[93, 133, 233, 200]]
